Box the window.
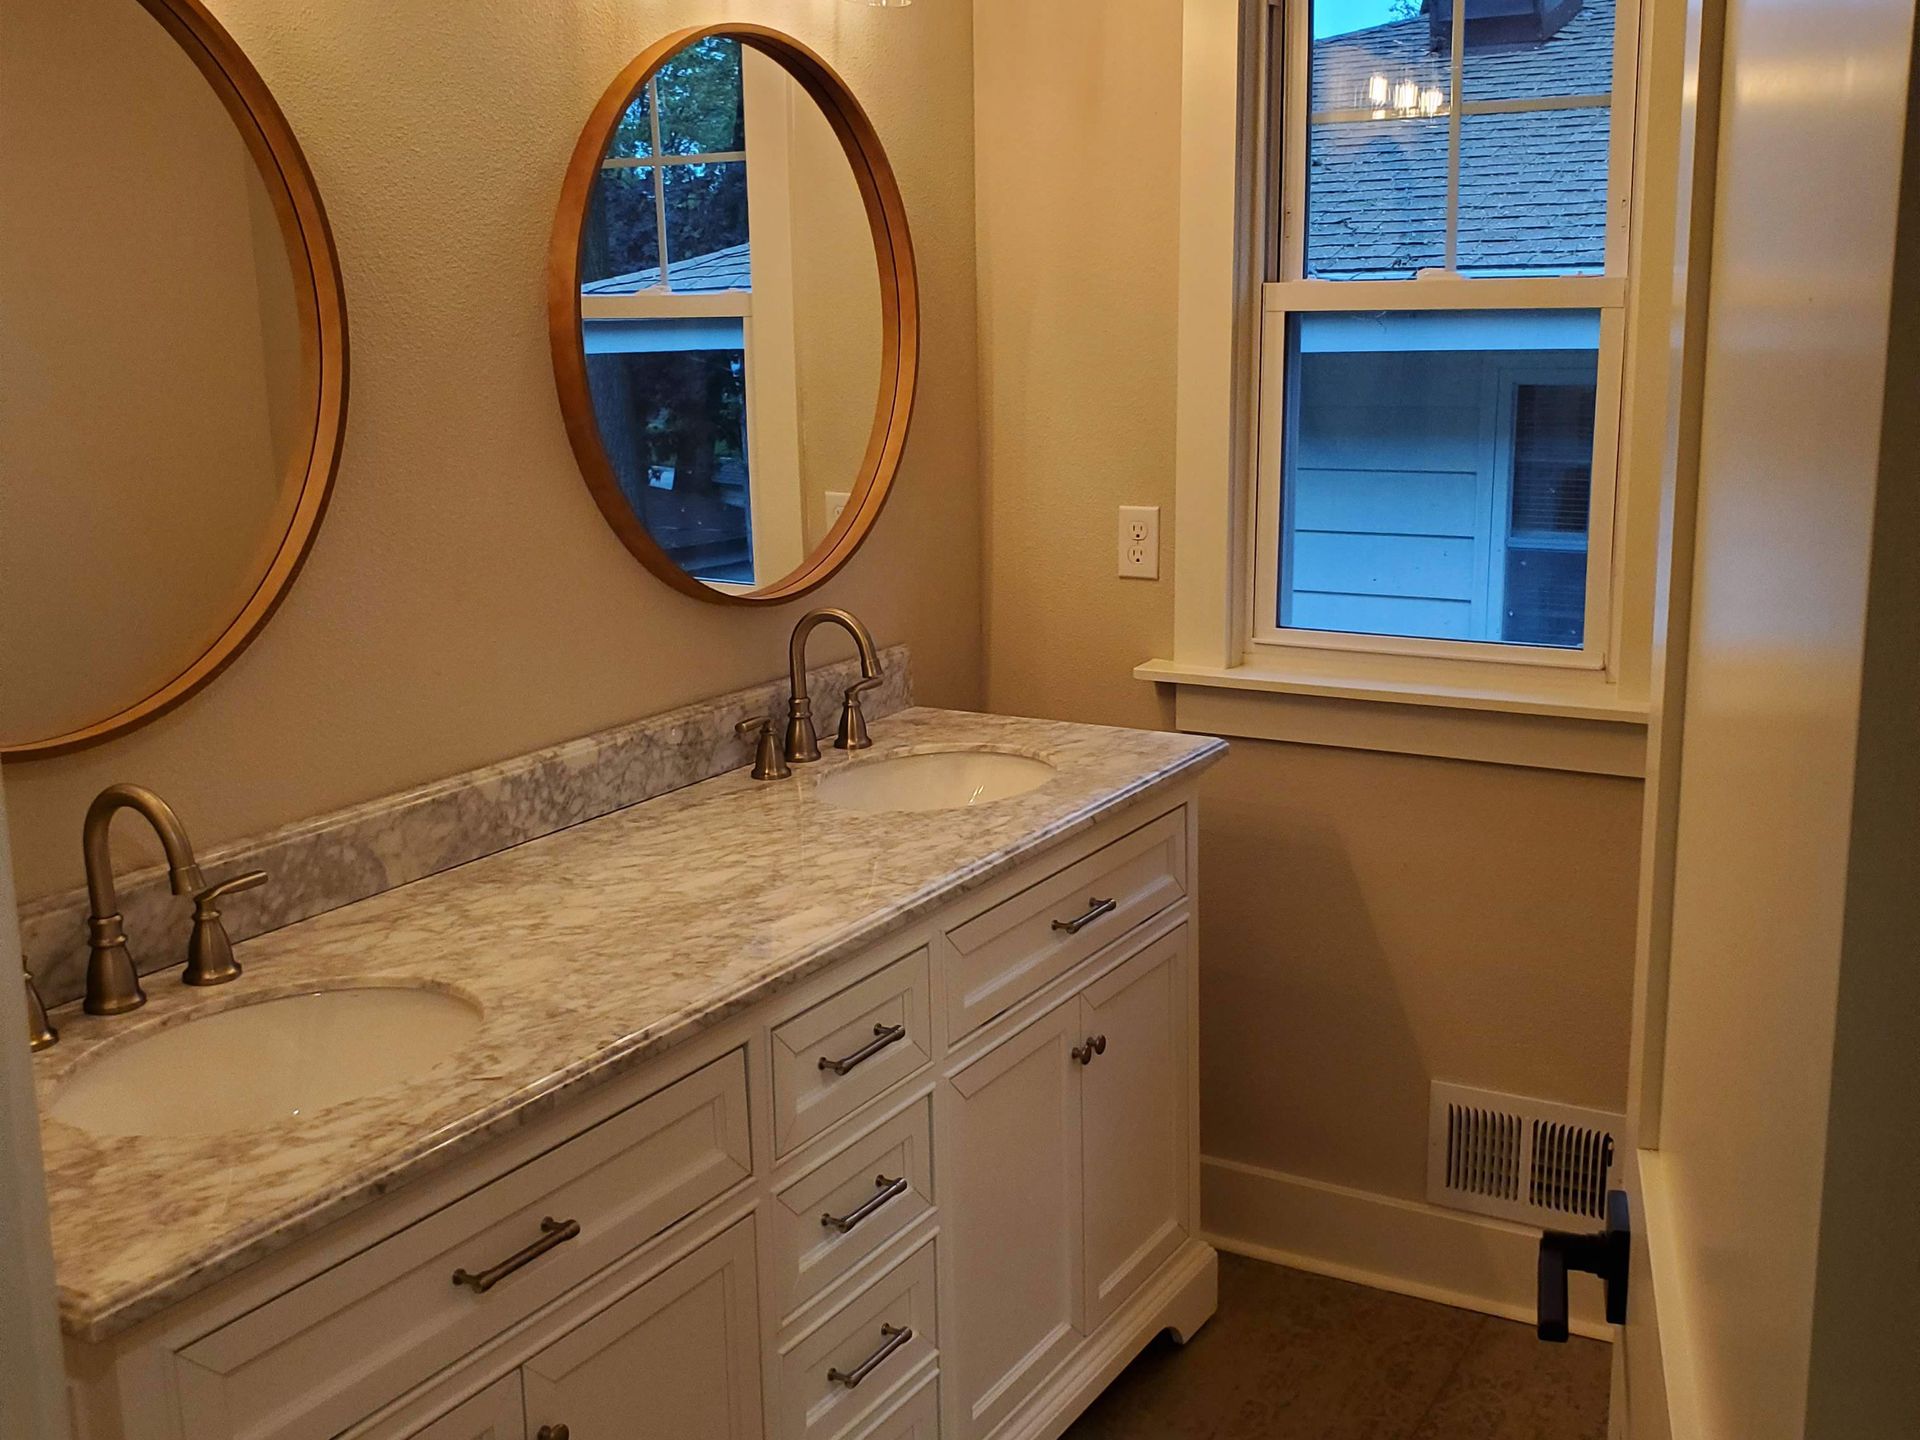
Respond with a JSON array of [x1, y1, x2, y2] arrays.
[[1257, 0, 1631, 667]]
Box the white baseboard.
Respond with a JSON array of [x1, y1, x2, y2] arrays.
[[1201, 1155, 1614, 1342]]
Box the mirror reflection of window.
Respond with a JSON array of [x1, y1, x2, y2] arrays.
[[582, 38, 757, 586], [571, 34, 889, 598]]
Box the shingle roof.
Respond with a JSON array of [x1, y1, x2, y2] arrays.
[[1308, 0, 1613, 278], [581, 241, 751, 297]]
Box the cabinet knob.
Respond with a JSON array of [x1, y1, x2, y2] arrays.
[[1071, 1034, 1108, 1066], [536, 1426, 570, 1440]]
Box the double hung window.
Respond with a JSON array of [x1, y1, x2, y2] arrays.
[[1258, 0, 1634, 667]]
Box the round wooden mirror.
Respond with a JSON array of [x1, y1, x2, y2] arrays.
[[0, 0, 348, 759], [549, 25, 918, 604]]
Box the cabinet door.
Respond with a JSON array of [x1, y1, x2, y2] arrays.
[[944, 997, 1084, 1440], [522, 1218, 762, 1440], [1080, 925, 1189, 1331], [405, 1375, 527, 1440]]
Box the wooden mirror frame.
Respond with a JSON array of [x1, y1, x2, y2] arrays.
[[3, 0, 349, 761], [548, 25, 919, 606]]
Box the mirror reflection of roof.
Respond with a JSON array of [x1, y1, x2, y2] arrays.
[[581, 240, 752, 297]]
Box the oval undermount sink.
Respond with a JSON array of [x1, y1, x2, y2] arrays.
[[50, 987, 483, 1139], [817, 747, 1057, 814]]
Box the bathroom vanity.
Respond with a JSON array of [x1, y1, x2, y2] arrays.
[[37, 708, 1224, 1440]]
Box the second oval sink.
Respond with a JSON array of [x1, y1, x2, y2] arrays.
[[816, 747, 1056, 814], [50, 986, 483, 1139]]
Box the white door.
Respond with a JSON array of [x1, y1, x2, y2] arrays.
[[522, 1219, 762, 1440], [1080, 927, 1188, 1331], [1614, 0, 1919, 1432], [408, 1375, 527, 1440], [944, 997, 1085, 1440]]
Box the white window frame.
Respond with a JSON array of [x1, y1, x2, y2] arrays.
[[1145, 0, 1690, 767], [1253, 0, 1640, 675]]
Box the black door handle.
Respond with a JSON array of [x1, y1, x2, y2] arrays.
[[1537, 1188, 1630, 1342]]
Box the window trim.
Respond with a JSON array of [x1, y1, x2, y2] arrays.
[[1153, 0, 1685, 760]]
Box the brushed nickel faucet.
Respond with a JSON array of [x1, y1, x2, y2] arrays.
[[81, 784, 266, 1015], [784, 608, 882, 766]]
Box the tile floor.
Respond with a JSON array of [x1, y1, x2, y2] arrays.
[[1063, 1254, 1611, 1440]]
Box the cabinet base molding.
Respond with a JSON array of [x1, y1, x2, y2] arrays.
[[986, 1239, 1217, 1440]]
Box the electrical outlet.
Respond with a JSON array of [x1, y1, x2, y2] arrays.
[[825, 491, 851, 526], [1117, 505, 1160, 579]]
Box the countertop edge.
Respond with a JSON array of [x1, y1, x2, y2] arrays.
[[63, 732, 1227, 1340]]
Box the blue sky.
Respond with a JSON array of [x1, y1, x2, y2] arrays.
[[1314, 0, 1409, 37]]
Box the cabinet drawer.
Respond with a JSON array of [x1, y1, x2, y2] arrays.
[[777, 1237, 939, 1440], [945, 808, 1186, 1039], [771, 1097, 935, 1322], [773, 948, 932, 1155], [174, 1050, 752, 1440]]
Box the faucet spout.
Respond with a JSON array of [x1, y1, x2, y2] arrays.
[[785, 609, 882, 764], [81, 784, 207, 1015]]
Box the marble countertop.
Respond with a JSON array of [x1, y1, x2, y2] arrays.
[[33, 708, 1224, 1341]]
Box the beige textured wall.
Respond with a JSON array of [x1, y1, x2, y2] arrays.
[[4, 0, 980, 900], [975, 0, 1641, 1205]]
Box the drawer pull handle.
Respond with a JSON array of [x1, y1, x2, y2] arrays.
[[1052, 896, 1117, 934], [827, 1323, 914, 1389], [822, 1174, 911, 1234], [1072, 1034, 1108, 1066], [819, 1022, 907, 1076], [536, 1428, 570, 1440], [451, 1216, 581, 1293]]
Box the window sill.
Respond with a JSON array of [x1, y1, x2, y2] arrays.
[[1134, 658, 1650, 777]]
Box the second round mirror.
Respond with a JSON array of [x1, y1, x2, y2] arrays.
[[550, 27, 916, 602]]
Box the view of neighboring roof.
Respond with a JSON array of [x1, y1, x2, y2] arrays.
[[581, 241, 751, 297], [1308, 0, 1614, 279]]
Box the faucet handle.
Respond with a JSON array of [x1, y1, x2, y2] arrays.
[[183, 870, 267, 988], [736, 717, 793, 782], [835, 677, 882, 752], [23, 970, 56, 1053]]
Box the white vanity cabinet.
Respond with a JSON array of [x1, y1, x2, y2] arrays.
[[63, 791, 1213, 1440], [943, 925, 1190, 1440]]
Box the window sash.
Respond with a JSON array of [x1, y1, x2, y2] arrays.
[[1249, 299, 1625, 671], [1276, 0, 1639, 281]]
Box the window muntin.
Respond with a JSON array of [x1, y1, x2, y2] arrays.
[[1258, 0, 1631, 670]]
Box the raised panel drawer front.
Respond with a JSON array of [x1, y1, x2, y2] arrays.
[[848, 1370, 938, 1440], [771, 1096, 936, 1323], [944, 808, 1186, 1040], [776, 1236, 939, 1440], [773, 948, 932, 1156], [522, 1216, 762, 1440], [173, 1049, 752, 1440]]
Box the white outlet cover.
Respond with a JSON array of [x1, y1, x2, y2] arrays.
[[1118, 505, 1160, 579], [825, 490, 851, 524]]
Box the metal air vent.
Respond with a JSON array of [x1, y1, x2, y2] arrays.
[[1427, 1081, 1620, 1229]]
